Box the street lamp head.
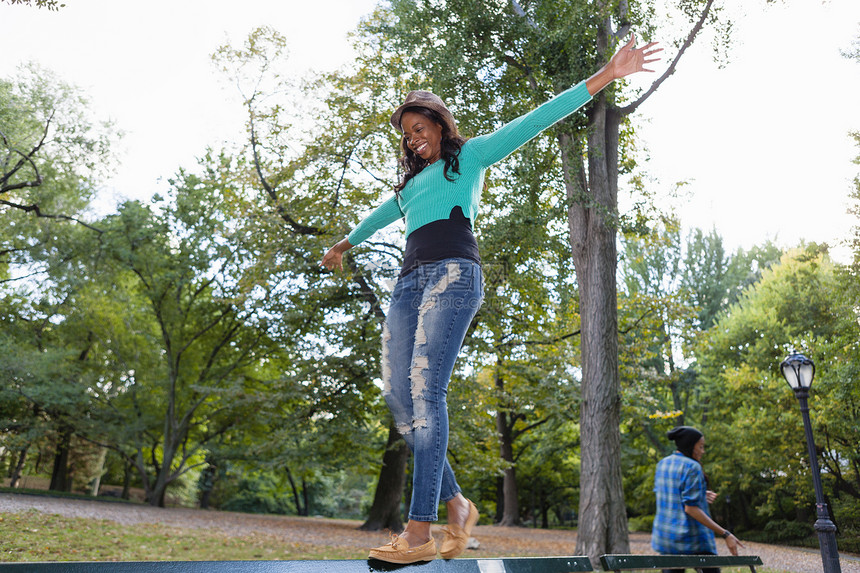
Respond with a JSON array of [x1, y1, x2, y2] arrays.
[[780, 352, 815, 392]]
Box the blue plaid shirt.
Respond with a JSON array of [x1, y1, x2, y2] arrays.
[[651, 452, 717, 555]]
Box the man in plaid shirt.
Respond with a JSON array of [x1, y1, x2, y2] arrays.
[[651, 426, 743, 572]]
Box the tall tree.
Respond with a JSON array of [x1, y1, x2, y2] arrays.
[[86, 180, 279, 506], [211, 27, 407, 525], [0, 65, 115, 492], [475, 144, 583, 525]]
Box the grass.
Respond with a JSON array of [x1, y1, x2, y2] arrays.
[[0, 508, 804, 571], [0, 486, 137, 504], [0, 510, 365, 562]]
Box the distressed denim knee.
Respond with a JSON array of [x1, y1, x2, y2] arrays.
[[381, 258, 483, 521]]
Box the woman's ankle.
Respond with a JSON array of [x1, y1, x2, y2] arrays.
[[403, 520, 432, 544], [445, 495, 471, 525]]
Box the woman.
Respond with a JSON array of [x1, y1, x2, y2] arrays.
[[652, 426, 744, 573], [322, 35, 661, 564]]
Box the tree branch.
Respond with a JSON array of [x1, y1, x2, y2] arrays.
[[495, 329, 581, 350], [513, 416, 550, 442], [618, 307, 656, 334], [618, 0, 716, 116], [346, 255, 387, 322], [331, 148, 353, 217], [612, 0, 631, 42], [0, 268, 45, 285], [0, 110, 53, 194], [249, 111, 322, 236], [503, 55, 539, 92], [510, 0, 538, 30]]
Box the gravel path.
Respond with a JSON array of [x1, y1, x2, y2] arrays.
[[2, 493, 858, 572]]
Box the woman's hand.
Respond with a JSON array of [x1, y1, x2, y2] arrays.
[[706, 490, 718, 504], [608, 34, 662, 79], [585, 33, 662, 95], [321, 238, 353, 272]]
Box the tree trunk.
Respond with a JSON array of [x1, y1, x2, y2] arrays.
[[145, 448, 170, 507], [540, 489, 549, 529], [49, 426, 73, 492], [149, 471, 169, 507], [89, 447, 108, 496], [285, 467, 304, 515], [9, 446, 28, 488], [121, 458, 132, 500], [199, 457, 218, 510], [562, 86, 629, 561], [360, 421, 409, 532], [495, 476, 504, 523], [495, 363, 520, 526]]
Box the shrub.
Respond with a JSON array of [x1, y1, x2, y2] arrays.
[[762, 519, 812, 541], [628, 514, 654, 533]]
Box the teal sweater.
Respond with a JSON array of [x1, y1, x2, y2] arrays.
[[347, 81, 592, 246]]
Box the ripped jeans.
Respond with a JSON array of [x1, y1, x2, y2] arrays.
[[381, 258, 483, 522]]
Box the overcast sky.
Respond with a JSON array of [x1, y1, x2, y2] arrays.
[[1, 0, 858, 261]]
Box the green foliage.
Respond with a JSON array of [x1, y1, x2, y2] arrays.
[[0, 64, 118, 494], [611, 216, 851, 544], [0, 63, 116, 218], [220, 473, 294, 515], [762, 520, 813, 542], [698, 246, 860, 542], [627, 514, 654, 533]]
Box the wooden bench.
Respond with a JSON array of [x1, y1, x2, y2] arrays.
[[0, 556, 594, 572], [600, 554, 762, 572]]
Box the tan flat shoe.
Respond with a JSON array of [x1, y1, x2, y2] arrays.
[[368, 533, 437, 564], [439, 500, 479, 559]]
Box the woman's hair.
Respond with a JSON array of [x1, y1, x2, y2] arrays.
[[394, 106, 466, 193]]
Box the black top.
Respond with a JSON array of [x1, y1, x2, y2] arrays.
[[400, 206, 481, 277]]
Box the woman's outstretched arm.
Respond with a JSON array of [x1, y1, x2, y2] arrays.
[[585, 34, 662, 95], [321, 238, 353, 271], [469, 33, 661, 167]]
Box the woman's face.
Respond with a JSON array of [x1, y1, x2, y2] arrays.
[[400, 111, 443, 163], [692, 437, 705, 462]]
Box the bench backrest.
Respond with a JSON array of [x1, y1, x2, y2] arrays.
[[600, 554, 762, 572]]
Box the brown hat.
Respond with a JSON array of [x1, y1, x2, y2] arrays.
[[390, 90, 458, 135]]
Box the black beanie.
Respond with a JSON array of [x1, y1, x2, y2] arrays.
[[667, 426, 704, 458]]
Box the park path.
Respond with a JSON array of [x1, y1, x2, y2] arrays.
[[1, 493, 858, 572]]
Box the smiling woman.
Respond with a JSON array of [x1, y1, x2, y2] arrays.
[[401, 111, 444, 162], [391, 90, 464, 188]]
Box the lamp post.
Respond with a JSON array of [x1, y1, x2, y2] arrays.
[[780, 352, 842, 573]]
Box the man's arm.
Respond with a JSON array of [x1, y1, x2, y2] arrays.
[[684, 504, 744, 555]]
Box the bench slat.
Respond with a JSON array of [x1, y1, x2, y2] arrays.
[[0, 557, 594, 573], [600, 554, 762, 571]]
